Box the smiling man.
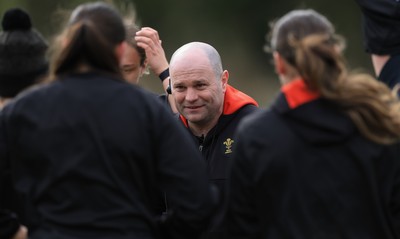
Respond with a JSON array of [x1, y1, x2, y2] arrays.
[[169, 42, 259, 239]]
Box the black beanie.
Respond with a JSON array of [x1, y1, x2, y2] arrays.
[[356, 0, 400, 56], [0, 8, 48, 98]]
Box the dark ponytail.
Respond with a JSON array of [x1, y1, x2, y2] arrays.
[[50, 2, 125, 78]]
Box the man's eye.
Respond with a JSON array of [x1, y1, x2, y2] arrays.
[[174, 85, 185, 91]]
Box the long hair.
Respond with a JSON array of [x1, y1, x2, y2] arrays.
[[49, 2, 125, 78], [269, 9, 400, 144]]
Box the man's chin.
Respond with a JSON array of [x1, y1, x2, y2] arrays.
[[184, 114, 204, 123]]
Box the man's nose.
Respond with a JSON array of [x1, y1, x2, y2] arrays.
[[185, 87, 198, 102]]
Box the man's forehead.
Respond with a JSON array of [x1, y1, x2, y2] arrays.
[[172, 68, 213, 80]]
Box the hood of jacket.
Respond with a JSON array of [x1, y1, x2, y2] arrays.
[[273, 78, 357, 146]]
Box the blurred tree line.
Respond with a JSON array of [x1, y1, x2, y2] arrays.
[[0, 0, 371, 107]]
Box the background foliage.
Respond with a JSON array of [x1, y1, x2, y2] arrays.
[[0, 0, 371, 107]]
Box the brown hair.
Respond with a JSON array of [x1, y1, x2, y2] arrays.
[[125, 24, 146, 67], [49, 2, 125, 78], [269, 9, 400, 144]]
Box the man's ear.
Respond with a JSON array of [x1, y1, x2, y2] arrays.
[[221, 70, 229, 92], [141, 58, 150, 76], [273, 51, 286, 75]]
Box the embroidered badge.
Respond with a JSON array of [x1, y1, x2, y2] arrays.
[[223, 138, 234, 154]]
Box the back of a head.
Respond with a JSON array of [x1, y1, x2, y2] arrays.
[[170, 42, 223, 78], [0, 8, 48, 98], [52, 2, 125, 76], [271, 9, 334, 66], [270, 9, 346, 93], [270, 9, 400, 145]]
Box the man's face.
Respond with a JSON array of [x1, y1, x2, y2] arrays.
[[120, 45, 145, 84], [171, 50, 226, 128]]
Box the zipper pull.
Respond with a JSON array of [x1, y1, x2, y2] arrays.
[[199, 145, 203, 151]]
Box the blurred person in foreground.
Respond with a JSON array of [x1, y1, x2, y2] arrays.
[[0, 2, 215, 239], [0, 7, 48, 239], [227, 9, 400, 239]]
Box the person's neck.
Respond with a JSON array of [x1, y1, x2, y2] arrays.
[[279, 72, 300, 86], [188, 116, 220, 138]]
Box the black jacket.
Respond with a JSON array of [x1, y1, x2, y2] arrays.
[[179, 85, 259, 239], [379, 54, 400, 92], [0, 71, 215, 239], [228, 81, 400, 239], [0, 210, 19, 239], [356, 0, 400, 55]]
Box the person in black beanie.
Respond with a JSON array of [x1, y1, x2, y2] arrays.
[[0, 8, 47, 239], [355, 0, 400, 92], [0, 8, 48, 107]]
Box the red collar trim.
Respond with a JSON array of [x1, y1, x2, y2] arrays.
[[223, 84, 258, 115], [281, 78, 320, 109], [179, 115, 189, 127]]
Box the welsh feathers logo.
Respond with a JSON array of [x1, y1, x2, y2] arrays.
[[223, 138, 234, 154]]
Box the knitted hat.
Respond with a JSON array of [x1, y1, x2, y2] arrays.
[[0, 8, 48, 98]]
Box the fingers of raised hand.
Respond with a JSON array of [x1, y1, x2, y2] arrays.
[[136, 27, 160, 42]]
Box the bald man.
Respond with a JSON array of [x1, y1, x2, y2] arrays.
[[169, 42, 259, 239]]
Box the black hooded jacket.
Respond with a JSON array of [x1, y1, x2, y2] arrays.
[[228, 79, 400, 239], [0, 71, 216, 239], [179, 84, 259, 239], [379, 54, 400, 92]]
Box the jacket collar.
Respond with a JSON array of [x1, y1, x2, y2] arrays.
[[222, 84, 258, 114], [280, 78, 320, 110], [274, 78, 356, 145]]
